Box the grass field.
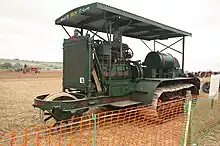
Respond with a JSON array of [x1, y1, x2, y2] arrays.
[[0, 71, 219, 145]]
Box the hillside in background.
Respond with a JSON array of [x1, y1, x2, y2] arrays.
[[0, 58, 63, 70]]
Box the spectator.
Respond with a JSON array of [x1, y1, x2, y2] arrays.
[[24, 64, 27, 69]]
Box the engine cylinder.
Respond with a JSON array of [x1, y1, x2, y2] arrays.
[[143, 51, 180, 69]]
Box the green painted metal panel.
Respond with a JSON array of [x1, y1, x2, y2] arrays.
[[105, 79, 136, 96], [62, 36, 89, 90], [132, 79, 160, 104]]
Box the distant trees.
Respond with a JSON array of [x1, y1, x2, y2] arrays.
[[0, 62, 12, 69], [13, 62, 23, 69], [0, 62, 23, 69]]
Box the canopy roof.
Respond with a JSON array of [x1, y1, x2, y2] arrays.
[[55, 2, 191, 40]]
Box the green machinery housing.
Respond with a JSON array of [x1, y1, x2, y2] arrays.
[[33, 2, 200, 124]]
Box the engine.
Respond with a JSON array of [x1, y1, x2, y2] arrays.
[[93, 39, 183, 81], [94, 41, 133, 79]]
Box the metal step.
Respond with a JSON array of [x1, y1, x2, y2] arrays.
[[108, 100, 141, 107]]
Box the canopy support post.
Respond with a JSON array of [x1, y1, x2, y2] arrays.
[[182, 36, 185, 73]]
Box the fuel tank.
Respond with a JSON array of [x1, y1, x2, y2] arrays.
[[143, 51, 180, 69]]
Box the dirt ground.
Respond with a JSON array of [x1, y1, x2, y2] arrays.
[[0, 71, 219, 145], [0, 71, 62, 133]]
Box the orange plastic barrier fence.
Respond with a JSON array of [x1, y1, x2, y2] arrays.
[[0, 99, 187, 146]]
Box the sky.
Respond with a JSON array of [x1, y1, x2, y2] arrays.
[[0, 0, 220, 71]]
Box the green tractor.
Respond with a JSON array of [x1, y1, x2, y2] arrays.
[[33, 2, 200, 126]]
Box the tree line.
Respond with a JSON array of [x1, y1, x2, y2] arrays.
[[0, 62, 23, 69]]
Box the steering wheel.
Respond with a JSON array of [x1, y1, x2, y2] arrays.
[[124, 47, 134, 59]]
